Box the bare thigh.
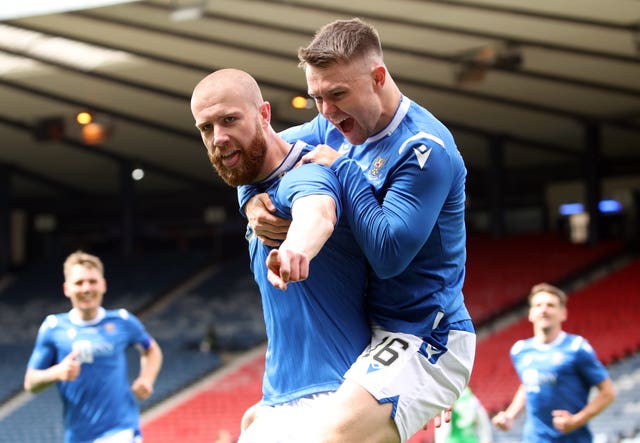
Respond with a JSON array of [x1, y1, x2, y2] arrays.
[[312, 379, 400, 443]]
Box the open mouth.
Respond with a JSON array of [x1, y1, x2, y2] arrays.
[[334, 116, 355, 134], [220, 150, 241, 168]]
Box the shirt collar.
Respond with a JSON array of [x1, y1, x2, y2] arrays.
[[69, 306, 106, 326], [258, 140, 307, 184]]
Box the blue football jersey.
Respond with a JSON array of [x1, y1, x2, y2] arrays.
[[247, 140, 370, 405], [27, 307, 152, 443], [510, 331, 609, 442], [244, 95, 473, 346]]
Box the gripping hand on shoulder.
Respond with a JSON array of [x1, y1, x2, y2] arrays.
[[246, 193, 290, 247], [299, 144, 341, 167]]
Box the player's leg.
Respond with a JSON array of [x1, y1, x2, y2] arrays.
[[312, 379, 400, 443], [313, 325, 476, 443]]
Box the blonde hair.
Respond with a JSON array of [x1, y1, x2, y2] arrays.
[[529, 282, 567, 307], [63, 250, 104, 280]]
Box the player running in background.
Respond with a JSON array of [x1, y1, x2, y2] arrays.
[[24, 250, 163, 443], [492, 282, 615, 442]]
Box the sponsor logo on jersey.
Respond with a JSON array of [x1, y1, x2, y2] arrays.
[[551, 351, 564, 365]]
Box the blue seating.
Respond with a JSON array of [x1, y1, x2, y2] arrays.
[[0, 250, 260, 442]]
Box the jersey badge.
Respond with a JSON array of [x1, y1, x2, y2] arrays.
[[104, 322, 116, 334], [369, 157, 387, 179], [413, 145, 432, 169]]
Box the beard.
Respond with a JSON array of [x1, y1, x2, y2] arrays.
[[208, 124, 267, 187]]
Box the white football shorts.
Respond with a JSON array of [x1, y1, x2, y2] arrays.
[[93, 428, 140, 443], [238, 392, 334, 443], [344, 325, 476, 442], [239, 325, 475, 443]]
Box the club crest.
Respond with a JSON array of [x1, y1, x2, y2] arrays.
[[369, 156, 387, 179]]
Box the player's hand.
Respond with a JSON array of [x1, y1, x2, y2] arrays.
[[266, 246, 310, 290], [246, 194, 290, 246], [552, 409, 579, 434], [429, 405, 453, 429], [299, 144, 341, 167], [56, 350, 81, 382], [131, 377, 154, 400], [492, 411, 514, 431]]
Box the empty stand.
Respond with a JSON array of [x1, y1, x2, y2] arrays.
[[464, 233, 623, 325]]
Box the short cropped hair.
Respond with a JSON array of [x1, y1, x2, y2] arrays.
[[298, 17, 383, 68], [528, 282, 567, 307], [63, 250, 104, 280]]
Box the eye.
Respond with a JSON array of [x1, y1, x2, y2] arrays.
[[223, 115, 236, 124], [199, 123, 212, 133]]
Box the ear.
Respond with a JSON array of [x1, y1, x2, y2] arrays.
[[63, 282, 71, 299], [372, 65, 387, 87], [259, 101, 271, 129], [560, 306, 567, 322]]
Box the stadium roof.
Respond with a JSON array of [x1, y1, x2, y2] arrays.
[[1, 0, 639, 222]]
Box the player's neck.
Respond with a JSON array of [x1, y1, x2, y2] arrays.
[[378, 85, 402, 131], [70, 306, 105, 325], [536, 326, 562, 344], [256, 131, 291, 181]]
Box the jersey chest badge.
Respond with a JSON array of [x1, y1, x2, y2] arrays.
[[368, 156, 387, 179]]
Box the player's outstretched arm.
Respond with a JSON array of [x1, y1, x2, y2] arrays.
[[266, 194, 337, 290]]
